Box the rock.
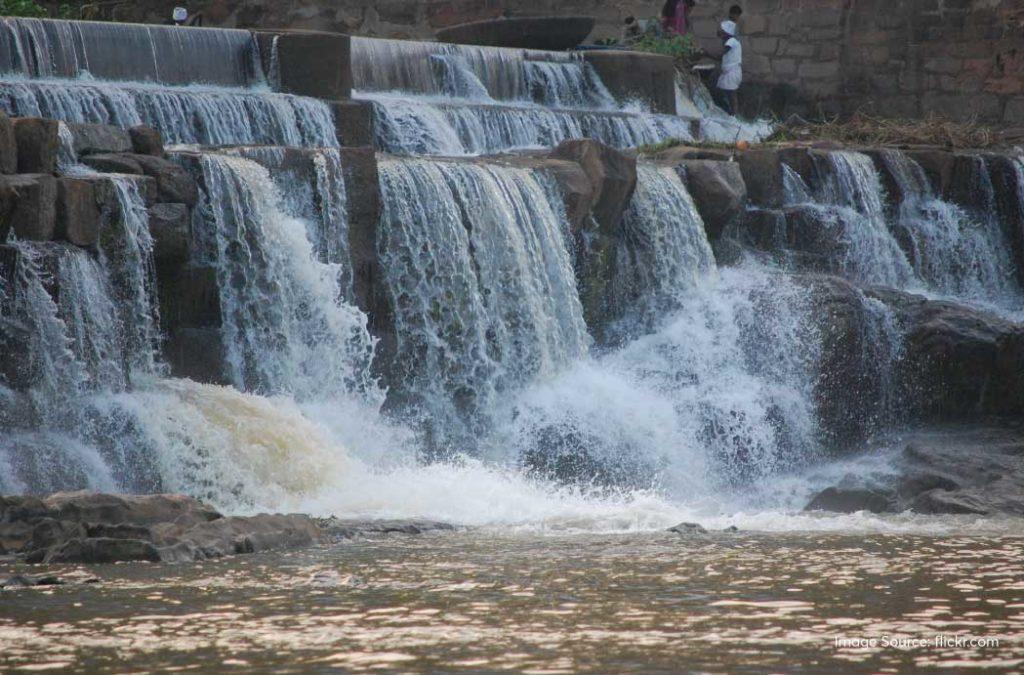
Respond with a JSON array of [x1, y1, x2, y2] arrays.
[[805, 486, 894, 513], [41, 491, 222, 529], [65, 122, 132, 156], [538, 158, 595, 233], [43, 538, 162, 564], [133, 154, 199, 206], [162, 327, 228, 385], [148, 203, 190, 263], [807, 427, 1024, 517], [436, 16, 595, 51], [676, 159, 747, 242], [904, 148, 956, 197], [985, 153, 1024, 287], [12, 117, 59, 174], [869, 288, 1024, 421], [549, 139, 636, 236], [128, 125, 163, 156], [737, 148, 784, 208], [668, 522, 707, 535], [0, 491, 329, 564], [0, 574, 63, 588], [1, 174, 57, 241], [318, 518, 455, 539], [56, 178, 101, 247], [0, 111, 16, 174], [82, 153, 144, 175]]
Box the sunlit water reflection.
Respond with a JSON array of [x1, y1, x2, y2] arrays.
[[2, 531, 1023, 671]]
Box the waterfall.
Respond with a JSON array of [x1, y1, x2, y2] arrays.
[[351, 37, 614, 109], [0, 17, 264, 87], [880, 149, 1021, 307], [497, 266, 822, 494], [368, 95, 694, 155], [377, 158, 589, 448], [609, 164, 716, 334], [790, 151, 915, 286], [0, 78, 337, 147], [186, 152, 376, 401]]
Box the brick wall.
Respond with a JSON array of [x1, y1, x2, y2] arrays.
[[63, 0, 1024, 124]]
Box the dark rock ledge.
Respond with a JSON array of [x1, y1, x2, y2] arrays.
[[0, 492, 455, 565]]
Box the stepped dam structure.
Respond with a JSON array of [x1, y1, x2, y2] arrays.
[[0, 17, 1023, 527]]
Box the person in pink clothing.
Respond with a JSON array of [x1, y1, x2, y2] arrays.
[[660, 0, 695, 35]]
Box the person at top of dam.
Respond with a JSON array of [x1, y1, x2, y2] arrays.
[[728, 4, 743, 33], [661, 0, 696, 35], [705, 19, 743, 116]]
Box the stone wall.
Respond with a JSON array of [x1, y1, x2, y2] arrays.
[[51, 0, 1024, 124]]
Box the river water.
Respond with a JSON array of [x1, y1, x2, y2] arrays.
[[2, 527, 1023, 672]]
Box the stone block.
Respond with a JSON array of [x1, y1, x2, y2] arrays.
[[55, 178, 101, 247], [13, 118, 59, 174], [737, 148, 783, 208], [781, 42, 816, 58], [920, 92, 1002, 122], [799, 61, 840, 80], [923, 56, 963, 74], [331, 99, 375, 147], [65, 123, 132, 156], [583, 50, 676, 115], [742, 15, 768, 35], [82, 153, 144, 175], [0, 112, 16, 175], [772, 58, 798, 77], [2, 174, 56, 241], [1005, 97, 1024, 124], [159, 265, 220, 329], [128, 126, 164, 157], [132, 155, 199, 206], [749, 37, 779, 55], [256, 30, 351, 100]]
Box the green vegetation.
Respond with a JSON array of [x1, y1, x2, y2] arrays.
[[0, 0, 48, 17], [0, 0, 81, 18], [632, 33, 701, 63]]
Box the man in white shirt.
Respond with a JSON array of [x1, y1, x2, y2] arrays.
[[712, 20, 742, 116]]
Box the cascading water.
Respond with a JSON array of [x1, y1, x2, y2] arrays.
[[371, 95, 694, 156], [880, 149, 1022, 308], [607, 163, 716, 335], [351, 37, 615, 109], [376, 158, 589, 449], [0, 17, 264, 86], [0, 78, 337, 147], [352, 35, 699, 156], [183, 151, 375, 400], [783, 151, 915, 286]]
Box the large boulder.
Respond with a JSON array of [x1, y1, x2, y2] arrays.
[[41, 491, 221, 528], [65, 122, 132, 156], [538, 158, 595, 233], [549, 139, 636, 235], [12, 117, 59, 174], [737, 148, 784, 208], [56, 177, 101, 247], [2, 174, 57, 241], [675, 159, 747, 242], [806, 427, 1024, 516], [869, 287, 1024, 421], [904, 148, 956, 196]]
